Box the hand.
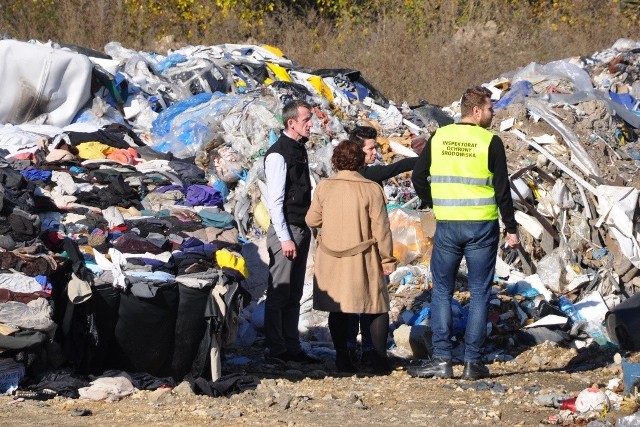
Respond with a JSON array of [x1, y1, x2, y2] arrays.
[[383, 270, 393, 275], [281, 240, 297, 259], [506, 232, 519, 248], [411, 136, 426, 155]]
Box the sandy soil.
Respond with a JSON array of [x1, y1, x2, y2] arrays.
[[1, 344, 636, 427]]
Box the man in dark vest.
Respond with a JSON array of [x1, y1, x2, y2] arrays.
[[409, 86, 519, 380], [263, 99, 319, 363]]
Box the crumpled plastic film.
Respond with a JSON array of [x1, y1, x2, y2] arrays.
[[525, 97, 602, 178]]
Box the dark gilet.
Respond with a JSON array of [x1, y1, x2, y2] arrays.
[[264, 133, 312, 227]]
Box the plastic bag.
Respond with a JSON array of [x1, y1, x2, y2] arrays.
[[388, 207, 432, 266], [494, 80, 534, 110], [73, 97, 125, 127], [536, 246, 571, 293], [567, 213, 590, 251], [617, 413, 640, 427], [252, 200, 271, 232], [152, 92, 273, 159], [209, 146, 245, 184], [309, 141, 334, 178], [574, 386, 610, 413], [536, 250, 564, 293], [218, 95, 281, 159], [508, 60, 593, 93], [551, 180, 575, 210], [150, 92, 217, 157]]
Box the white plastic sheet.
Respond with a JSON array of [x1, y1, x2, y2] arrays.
[[0, 40, 92, 127], [595, 185, 640, 268]]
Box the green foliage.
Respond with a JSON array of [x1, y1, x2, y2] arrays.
[[1, 0, 60, 40]]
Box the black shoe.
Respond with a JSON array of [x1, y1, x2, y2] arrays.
[[407, 358, 453, 378], [335, 350, 358, 373], [286, 351, 322, 364], [369, 352, 392, 375], [360, 349, 375, 367], [347, 348, 360, 365], [462, 360, 489, 380]]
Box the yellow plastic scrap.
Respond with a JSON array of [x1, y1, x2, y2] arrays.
[[253, 200, 271, 232], [307, 75, 334, 102], [266, 62, 291, 82], [216, 249, 249, 279], [0, 323, 18, 335], [261, 44, 285, 57], [526, 178, 541, 199]]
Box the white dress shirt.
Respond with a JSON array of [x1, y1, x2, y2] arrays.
[[264, 131, 300, 242]]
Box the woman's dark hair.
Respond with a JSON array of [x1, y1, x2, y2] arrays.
[[348, 125, 378, 147], [331, 140, 365, 171]]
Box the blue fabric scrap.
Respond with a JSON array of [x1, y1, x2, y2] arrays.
[[21, 168, 52, 182]]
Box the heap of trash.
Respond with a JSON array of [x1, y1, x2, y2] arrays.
[[390, 38, 640, 352], [1, 34, 640, 414]]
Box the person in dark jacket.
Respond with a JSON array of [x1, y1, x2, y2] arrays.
[[346, 125, 418, 366], [352, 125, 418, 186]]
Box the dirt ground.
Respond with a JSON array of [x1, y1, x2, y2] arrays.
[[1, 343, 637, 427]]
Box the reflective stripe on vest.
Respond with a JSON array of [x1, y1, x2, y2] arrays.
[[432, 196, 496, 206], [430, 124, 498, 221], [430, 176, 493, 186]]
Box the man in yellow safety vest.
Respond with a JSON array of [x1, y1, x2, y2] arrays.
[[409, 86, 519, 380]]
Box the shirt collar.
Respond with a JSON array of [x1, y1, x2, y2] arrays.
[[283, 130, 308, 145], [283, 130, 299, 141]]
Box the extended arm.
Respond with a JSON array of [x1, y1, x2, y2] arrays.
[[411, 135, 433, 207], [360, 157, 418, 185]]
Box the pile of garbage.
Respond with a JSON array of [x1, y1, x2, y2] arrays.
[[388, 38, 640, 359], [1, 34, 640, 414], [0, 36, 426, 395]]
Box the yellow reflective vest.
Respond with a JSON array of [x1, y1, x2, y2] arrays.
[[430, 124, 498, 221]]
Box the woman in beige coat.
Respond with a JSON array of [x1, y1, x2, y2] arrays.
[[305, 140, 397, 373]]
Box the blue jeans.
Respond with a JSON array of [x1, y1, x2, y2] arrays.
[[430, 220, 499, 362]]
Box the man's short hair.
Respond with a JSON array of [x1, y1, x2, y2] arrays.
[[282, 99, 312, 130], [348, 125, 378, 147], [460, 86, 492, 118]]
